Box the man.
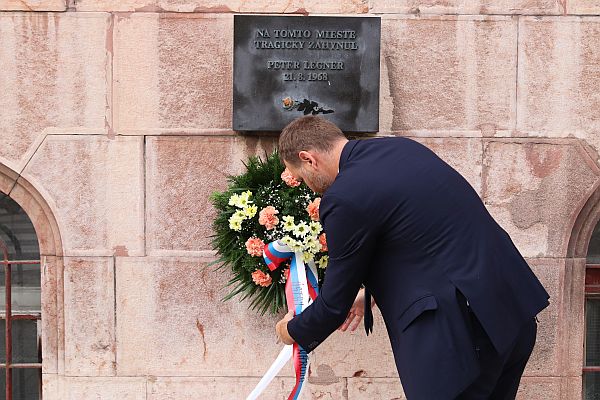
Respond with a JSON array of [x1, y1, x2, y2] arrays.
[[274, 116, 549, 399]]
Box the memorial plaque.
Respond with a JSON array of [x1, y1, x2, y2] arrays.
[[233, 15, 381, 132]]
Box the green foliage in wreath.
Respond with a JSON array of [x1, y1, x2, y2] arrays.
[[210, 151, 328, 315]]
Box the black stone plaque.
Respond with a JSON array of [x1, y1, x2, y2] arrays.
[[233, 15, 381, 132]]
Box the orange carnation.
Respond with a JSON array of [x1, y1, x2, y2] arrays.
[[259, 206, 279, 230], [245, 237, 265, 257], [281, 168, 301, 187], [251, 270, 272, 287], [306, 198, 321, 221], [319, 233, 328, 252]]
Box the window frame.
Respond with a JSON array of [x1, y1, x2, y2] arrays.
[[0, 240, 42, 400]]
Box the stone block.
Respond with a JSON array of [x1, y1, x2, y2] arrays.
[[77, 0, 368, 13], [371, 0, 562, 14], [347, 377, 406, 399], [21, 135, 144, 257], [116, 256, 397, 381], [59, 376, 146, 400], [311, 310, 398, 379], [562, 376, 582, 400], [63, 257, 115, 376], [380, 16, 517, 133], [41, 256, 60, 374], [562, 258, 586, 376], [0, 162, 18, 195], [0, 13, 110, 171], [145, 135, 275, 255], [9, 176, 63, 257], [523, 259, 562, 376], [147, 376, 346, 399], [42, 374, 59, 400], [415, 137, 483, 195], [115, 256, 285, 376], [516, 377, 561, 400], [114, 13, 233, 133], [569, 1, 600, 14], [0, 0, 66, 11], [517, 17, 600, 158], [56, 257, 65, 374], [482, 140, 599, 258]]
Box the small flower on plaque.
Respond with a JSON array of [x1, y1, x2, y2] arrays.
[[281, 97, 334, 115]]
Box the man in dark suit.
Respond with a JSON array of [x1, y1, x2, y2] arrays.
[[274, 116, 549, 399]]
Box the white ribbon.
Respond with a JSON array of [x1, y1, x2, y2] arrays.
[[246, 246, 319, 400]]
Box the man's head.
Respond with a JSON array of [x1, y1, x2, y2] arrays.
[[279, 116, 348, 194]]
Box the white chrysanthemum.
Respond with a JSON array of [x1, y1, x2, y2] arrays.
[[282, 215, 295, 232], [303, 235, 320, 254], [293, 221, 309, 238], [244, 205, 258, 218], [238, 191, 253, 208], [300, 251, 314, 263], [229, 216, 242, 231], [236, 192, 252, 208], [309, 221, 322, 235], [281, 236, 300, 251], [292, 243, 305, 253], [233, 210, 246, 220], [317, 255, 329, 269], [240, 191, 252, 201], [312, 244, 322, 254], [228, 193, 240, 207], [282, 236, 303, 252]]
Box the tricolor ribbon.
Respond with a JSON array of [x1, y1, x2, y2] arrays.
[[246, 240, 319, 400]]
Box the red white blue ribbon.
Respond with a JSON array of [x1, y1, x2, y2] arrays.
[[246, 240, 319, 400]]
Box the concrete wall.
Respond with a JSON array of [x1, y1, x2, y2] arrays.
[[1, 1, 599, 398]]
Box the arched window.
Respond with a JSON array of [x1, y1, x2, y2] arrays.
[[585, 221, 600, 399], [0, 193, 41, 400]]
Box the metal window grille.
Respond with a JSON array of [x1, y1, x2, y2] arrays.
[[584, 265, 600, 400]]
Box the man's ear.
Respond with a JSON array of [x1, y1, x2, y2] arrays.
[[298, 151, 316, 168]]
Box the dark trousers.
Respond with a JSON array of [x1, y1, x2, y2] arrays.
[[455, 291, 538, 400]]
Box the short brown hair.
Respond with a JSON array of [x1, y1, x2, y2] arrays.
[[279, 116, 346, 166]]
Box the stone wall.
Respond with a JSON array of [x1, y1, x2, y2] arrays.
[[1, 1, 599, 399]]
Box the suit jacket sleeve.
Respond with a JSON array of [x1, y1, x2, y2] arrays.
[[286, 194, 376, 353]]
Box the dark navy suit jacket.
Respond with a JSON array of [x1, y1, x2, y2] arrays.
[[287, 137, 549, 399]]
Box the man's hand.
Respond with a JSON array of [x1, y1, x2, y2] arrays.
[[338, 288, 376, 332], [276, 310, 295, 345]]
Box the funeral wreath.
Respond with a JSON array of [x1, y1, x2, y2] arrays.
[[210, 151, 328, 315]]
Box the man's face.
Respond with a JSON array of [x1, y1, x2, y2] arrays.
[[284, 155, 334, 194]]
